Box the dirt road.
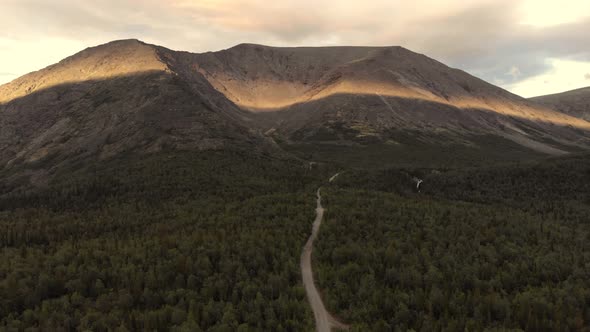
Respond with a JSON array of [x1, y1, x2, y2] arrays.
[[329, 172, 341, 183], [301, 176, 348, 332]]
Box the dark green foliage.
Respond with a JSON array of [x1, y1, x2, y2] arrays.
[[422, 153, 590, 211], [315, 154, 590, 331], [0, 151, 323, 331], [281, 132, 546, 169], [2, 144, 589, 331]]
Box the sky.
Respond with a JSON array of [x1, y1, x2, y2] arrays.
[[1, 0, 590, 97]]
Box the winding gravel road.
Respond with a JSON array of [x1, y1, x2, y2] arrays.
[[301, 174, 348, 332], [329, 172, 341, 183]]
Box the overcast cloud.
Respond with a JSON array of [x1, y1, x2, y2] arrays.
[[1, 0, 589, 97]]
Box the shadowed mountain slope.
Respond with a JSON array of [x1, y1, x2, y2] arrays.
[[2, 39, 590, 178], [0, 40, 272, 182], [176, 43, 590, 156], [530, 86, 590, 121]]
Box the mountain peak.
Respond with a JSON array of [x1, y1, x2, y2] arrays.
[[0, 39, 167, 104], [2, 39, 590, 171], [229, 43, 405, 49], [104, 38, 145, 45]]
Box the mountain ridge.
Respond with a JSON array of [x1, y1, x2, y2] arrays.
[[530, 86, 590, 121], [0, 40, 273, 180], [1, 39, 590, 180], [0, 39, 168, 104]]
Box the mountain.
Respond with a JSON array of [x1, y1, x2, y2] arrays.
[[0, 40, 269, 178], [2, 39, 590, 179], [188, 44, 590, 157], [3, 40, 590, 332], [530, 86, 590, 121]]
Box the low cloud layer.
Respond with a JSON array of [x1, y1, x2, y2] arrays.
[[1, 0, 590, 97]]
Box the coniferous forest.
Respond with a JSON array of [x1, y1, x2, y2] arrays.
[[0, 151, 330, 331], [1, 150, 589, 331], [315, 154, 590, 331]]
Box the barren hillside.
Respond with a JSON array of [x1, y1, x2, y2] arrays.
[[183, 44, 590, 155], [2, 39, 590, 178], [530, 87, 590, 121], [0, 40, 267, 179]]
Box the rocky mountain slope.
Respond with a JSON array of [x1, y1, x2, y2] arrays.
[[530, 86, 590, 121], [186, 44, 590, 155], [0, 40, 268, 181], [2, 39, 590, 182]]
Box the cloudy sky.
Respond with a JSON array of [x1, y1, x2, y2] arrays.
[[1, 0, 590, 97]]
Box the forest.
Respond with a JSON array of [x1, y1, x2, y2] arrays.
[[0, 151, 331, 331], [1, 148, 589, 331], [314, 153, 590, 331]]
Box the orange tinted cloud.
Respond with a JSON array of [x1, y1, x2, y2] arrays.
[[1, 0, 590, 96]]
